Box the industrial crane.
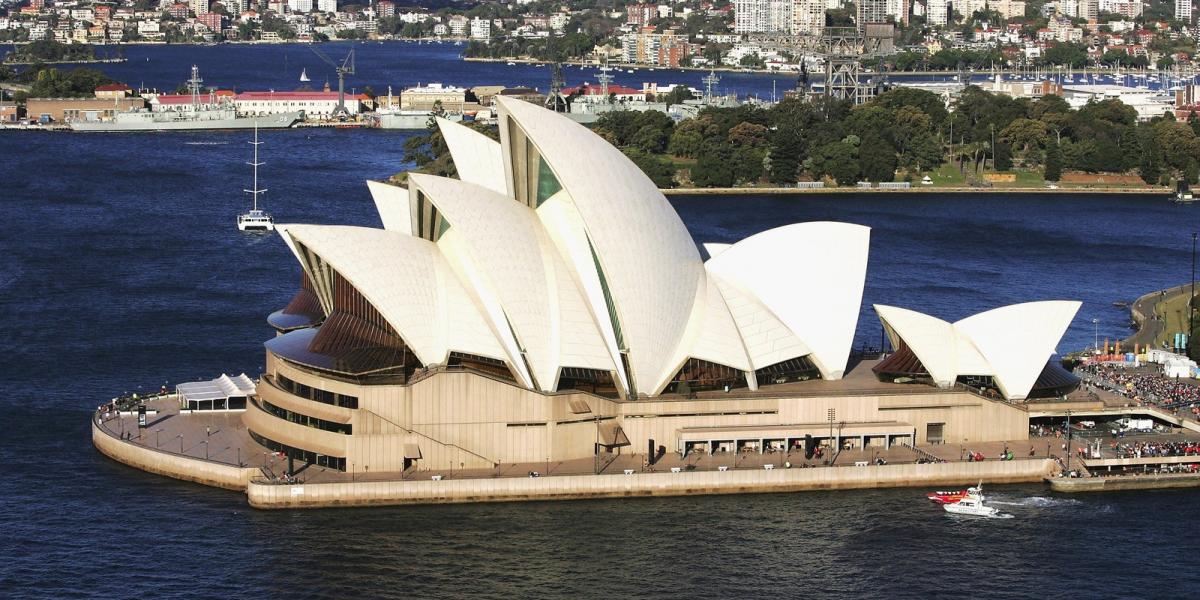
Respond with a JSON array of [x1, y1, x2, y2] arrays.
[[308, 45, 356, 119]]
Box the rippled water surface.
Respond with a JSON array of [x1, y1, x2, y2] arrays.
[[4, 50, 1200, 596]]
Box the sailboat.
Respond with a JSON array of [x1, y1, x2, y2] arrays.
[[237, 126, 274, 232], [299, 68, 310, 83]]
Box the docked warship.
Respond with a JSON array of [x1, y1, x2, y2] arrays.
[[70, 66, 302, 132]]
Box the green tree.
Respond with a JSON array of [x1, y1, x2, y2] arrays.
[[859, 136, 897, 182], [999, 118, 1048, 164], [622, 147, 676, 188], [692, 148, 735, 187], [768, 124, 806, 184], [1044, 142, 1063, 181], [631, 123, 668, 154], [808, 140, 860, 186]]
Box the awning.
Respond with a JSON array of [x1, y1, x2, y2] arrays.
[[176, 373, 257, 403], [567, 397, 592, 414], [598, 421, 630, 447], [404, 444, 422, 459]]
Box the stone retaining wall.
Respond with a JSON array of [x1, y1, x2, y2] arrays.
[[92, 419, 258, 491], [1049, 473, 1200, 493], [247, 459, 1058, 509]]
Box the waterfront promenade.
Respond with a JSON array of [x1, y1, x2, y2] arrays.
[[1124, 282, 1198, 349], [93, 395, 1061, 507]]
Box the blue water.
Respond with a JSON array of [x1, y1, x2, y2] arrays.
[[3, 49, 1200, 597], [89, 41, 802, 100]]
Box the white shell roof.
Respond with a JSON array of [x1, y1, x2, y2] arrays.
[[366, 180, 411, 234], [279, 224, 508, 368], [498, 97, 704, 395], [436, 117, 507, 195], [705, 222, 871, 380], [875, 300, 1081, 400], [276, 99, 883, 399], [409, 173, 613, 391]]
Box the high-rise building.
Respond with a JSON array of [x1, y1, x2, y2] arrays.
[[287, 0, 312, 12], [1177, 0, 1192, 23], [1078, 0, 1098, 20], [734, 0, 793, 33], [857, 0, 888, 24], [317, 0, 337, 13], [927, 0, 948, 26], [189, 0, 209, 16], [885, 0, 909, 24], [792, 0, 825, 35]]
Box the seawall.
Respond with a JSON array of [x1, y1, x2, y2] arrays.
[[246, 459, 1057, 509], [663, 186, 1164, 196], [1048, 473, 1200, 493], [92, 418, 258, 491]]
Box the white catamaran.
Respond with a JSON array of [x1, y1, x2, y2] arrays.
[[237, 126, 275, 232]]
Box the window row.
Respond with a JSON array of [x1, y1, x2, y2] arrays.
[[260, 398, 352, 435], [250, 430, 346, 472], [275, 373, 359, 409]]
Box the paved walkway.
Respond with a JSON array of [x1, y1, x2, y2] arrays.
[[97, 396, 291, 476], [1124, 282, 1196, 349]]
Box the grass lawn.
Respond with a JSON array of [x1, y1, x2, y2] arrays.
[[1153, 291, 1196, 348]]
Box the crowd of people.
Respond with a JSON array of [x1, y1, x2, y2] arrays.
[[1110, 440, 1200, 459], [1076, 363, 1200, 418]]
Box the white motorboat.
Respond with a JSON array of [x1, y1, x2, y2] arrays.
[[237, 126, 274, 232], [942, 485, 1005, 517]]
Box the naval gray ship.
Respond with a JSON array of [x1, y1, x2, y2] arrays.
[[69, 66, 302, 132]]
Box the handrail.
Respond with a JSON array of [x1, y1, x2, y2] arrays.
[[92, 406, 251, 470], [901, 442, 945, 463]]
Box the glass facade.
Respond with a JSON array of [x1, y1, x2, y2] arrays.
[[755, 356, 821, 386], [663, 358, 748, 395], [250, 430, 346, 471], [274, 373, 359, 409], [259, 398, 352, 435]]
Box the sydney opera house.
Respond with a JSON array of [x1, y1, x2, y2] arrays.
[[242, 97, 1081, 475]]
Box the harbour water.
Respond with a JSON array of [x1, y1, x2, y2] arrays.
[[3, 50, 1200, 596]]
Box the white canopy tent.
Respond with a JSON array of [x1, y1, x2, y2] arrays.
[[176, 374, 256, 411]]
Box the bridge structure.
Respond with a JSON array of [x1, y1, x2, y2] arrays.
[[750, 25, 896, 104]]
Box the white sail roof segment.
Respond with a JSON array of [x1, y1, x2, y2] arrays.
[[279, 224, 507, 367], [954, 301, 1080, 400], [409, 173, 612, 391], [366, 180, 411, 234], [498, 97, 704, 395], [706, 222, 870, 380], [536, 192, 630, 394], [436, 117, 507, 195], [874, 305, 965, 387], [875, 301, 1081, 400]]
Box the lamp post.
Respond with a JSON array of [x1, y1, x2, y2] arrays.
[[827, 408, 836, 460], [1064, 409, 1072, 475], [1190, 232, 1197, 359]]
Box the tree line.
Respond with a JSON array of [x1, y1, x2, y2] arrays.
[[404, 86, 1200, 188]]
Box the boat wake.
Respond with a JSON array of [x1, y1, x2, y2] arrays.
[[184, 141, 229, 146], [946, 511, 1014, 519], [990, 496, 1082, 508]]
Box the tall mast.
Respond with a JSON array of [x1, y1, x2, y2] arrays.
[[244, 125, 267, 211], [188, 65, 203, 111]]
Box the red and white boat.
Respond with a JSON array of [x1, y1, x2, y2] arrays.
[[926, 489, 970, 504]]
